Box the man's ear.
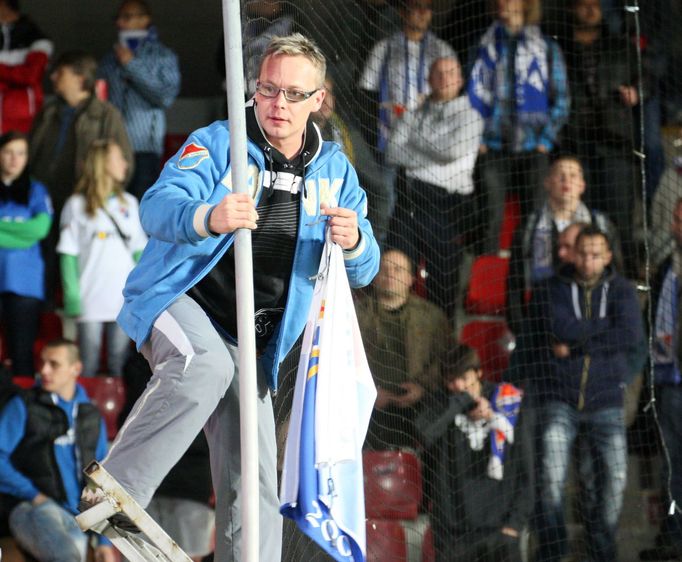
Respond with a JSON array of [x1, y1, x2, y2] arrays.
[[73, 360, 83, 378], [310, 88, 326, 113]]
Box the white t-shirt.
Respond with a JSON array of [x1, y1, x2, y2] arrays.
[[58, 193, 147, 322]]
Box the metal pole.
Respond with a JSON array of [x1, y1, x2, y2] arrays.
[[221, 1, 259, 560]]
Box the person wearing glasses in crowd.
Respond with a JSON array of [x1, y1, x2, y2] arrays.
[[78, 33, 380, 562]]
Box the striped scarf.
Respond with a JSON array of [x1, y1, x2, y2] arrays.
[[487, 383, 523, 480]]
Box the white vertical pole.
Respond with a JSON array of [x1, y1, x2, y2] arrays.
[[220, 1, 259, 561]]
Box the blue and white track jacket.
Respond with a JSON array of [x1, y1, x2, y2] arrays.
[[117, 119, 380, 389]]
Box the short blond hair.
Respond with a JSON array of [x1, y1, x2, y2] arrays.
[[259, 33, 326, 87]]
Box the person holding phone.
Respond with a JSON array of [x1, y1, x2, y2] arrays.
[[98, 0, 181, 201]]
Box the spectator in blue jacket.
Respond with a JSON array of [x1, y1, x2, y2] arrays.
[[0, 339, 114, 562], [98, 0, 181, 200], [80, 34, 379, 562], [0, 131, 52, 375], [467, 0, 570, 253], [533, 225, 643, 562]]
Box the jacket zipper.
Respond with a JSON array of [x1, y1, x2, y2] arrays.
[[577, 286, 592, 410]]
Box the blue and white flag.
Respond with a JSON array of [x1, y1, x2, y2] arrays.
[[280, 232, 377, 562]]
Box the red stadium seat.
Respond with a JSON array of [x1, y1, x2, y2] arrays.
[[363, 449, 423, 520], [499, 193, 521, 252], [464, 255, 509, 316], [163, 133, 189, 165], [31, 312, 65, 374], [366, 519, 408, 562], [11, 376, 35, 389], [413, 256, 428, 299], [459, 320, 515, 382], [78, 377, 126, 440], [38, 312, 63, 341], [421, 522, 435, 562]]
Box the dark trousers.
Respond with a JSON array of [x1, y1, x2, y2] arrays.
[[127, 152, 161, 201], [478, 150, 549, 254], [404, 178, 475, 315], [0, 292, 42, 375]]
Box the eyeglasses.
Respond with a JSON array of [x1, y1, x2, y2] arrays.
[[255, 81, 318, 103]]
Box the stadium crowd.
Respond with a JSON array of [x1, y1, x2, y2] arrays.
[[1, 0, 682, 560]]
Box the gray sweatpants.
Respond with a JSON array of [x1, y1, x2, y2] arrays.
[[103, 294, 282, 561]]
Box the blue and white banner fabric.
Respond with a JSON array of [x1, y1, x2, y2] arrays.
[[280, 232, 377, 562]]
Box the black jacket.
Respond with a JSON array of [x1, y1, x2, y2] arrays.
[[415, 383, 533, 540], [559, 28, 641, 153], [6, 387, 100, 505]]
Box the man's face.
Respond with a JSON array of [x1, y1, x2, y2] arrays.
[[255, 54, 325, 156], [40, 346, 81, 399], [51, 65, 85, 99], [402, 0, 433, 34], [575, 0, 602, 27], [546, 160, 585, 208], [374, 250, 415, 302], [428, 58, 462, 101], [575, 235, 612, 284], [671, 201, 682, 247], [116, 1, 151, 31], [497, 0, 525, 23], [557, 223, 582, 265]]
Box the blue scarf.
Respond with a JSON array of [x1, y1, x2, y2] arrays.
[[468, 22, 551, 130], [377, 33, 429, 153]]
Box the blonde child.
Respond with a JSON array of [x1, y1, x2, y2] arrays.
[[58, 139, 147, 376]]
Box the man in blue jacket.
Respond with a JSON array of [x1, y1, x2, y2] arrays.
[[82, 33, 380, 562], [534, 225, 643, 561], [0, 339, 113, 562], [98, 0, 181, 200]]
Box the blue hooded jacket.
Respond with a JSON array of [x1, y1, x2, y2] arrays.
[[0, 383, 108, 513], [117, 119, 381, 390]]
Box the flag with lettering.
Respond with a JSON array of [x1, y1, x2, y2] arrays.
[[280, 233, 376, 562]]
